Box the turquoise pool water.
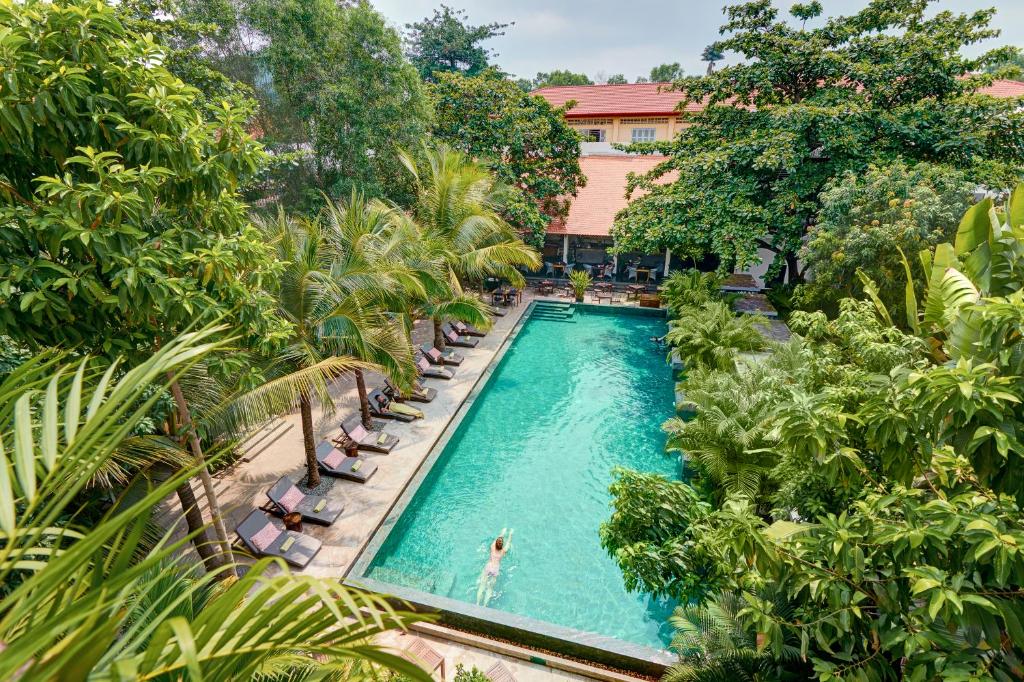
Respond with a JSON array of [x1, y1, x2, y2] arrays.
[[366, 306, 678, 648]]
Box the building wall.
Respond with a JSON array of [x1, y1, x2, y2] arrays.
[[566, 116, 686, 148]]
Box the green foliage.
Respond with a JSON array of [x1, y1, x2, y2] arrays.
[[796, 161, 974, 317], [568, 269, 592, 299], [665, 589, 809, 682], [245, 0, 432, 209], [984, 46, 1024, 81], [605, 74, 628, 85], [405, 5, 510, 82], [612, 0, 1024, 280], [0, 330, 426, 679], [660, 269, 726, 317], [429, 71, 584, 247], [607, 187, 1024, 679], [452, 664, 490, 682], [600, 468, 718, 601], [0, 0, 284, 358], [665, 302, 767, 371], [650, 62, 685, 82], [521, 70, 593, 90]]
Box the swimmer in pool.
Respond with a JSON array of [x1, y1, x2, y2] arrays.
[[476, 528, 513, 606]]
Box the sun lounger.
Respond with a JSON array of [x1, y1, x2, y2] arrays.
[[416, 355, 454, 380], [265, 476, 344, 526], [236, 510, 321, 568], [384, 377, 437, 403], [420, 343, 463, 366], [398, 635, 446, 681], [368, 388, 419, 422], [315, 441, 377, 482], [339, 415, 399, 454], [441, 323, 478, 348], [451, 320, 486, 337], [485, 661, 517, 682]]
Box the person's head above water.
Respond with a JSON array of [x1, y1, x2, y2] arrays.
[[495, 536, 504, 550]]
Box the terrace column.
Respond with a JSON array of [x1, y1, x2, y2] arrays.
[[663, 247, 671, 276], [563, 234, 570, 261]]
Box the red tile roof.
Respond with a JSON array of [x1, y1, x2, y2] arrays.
[[977, 78, 1024, 98], [534, 78, 1024, 119], [532, 82, 702, 118], [548, 155, 675, 237]]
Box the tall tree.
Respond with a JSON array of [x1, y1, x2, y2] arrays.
[[612, 0, 1024, 282], [650, 62, 685, 82], [606, 73, 628, 84], [430, 70, 585, 247], [399, 145, 540, 350], [0, 0, 287, 570], [244, 0, 432, 209], [701, 45, 724, 75], [405, 4, 511, 82], [524, 69, 593, 90]]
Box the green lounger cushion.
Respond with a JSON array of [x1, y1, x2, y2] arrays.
[[313, 499, 327, 513], [351, 459, 363, 472], [280, 536, 296, 552]]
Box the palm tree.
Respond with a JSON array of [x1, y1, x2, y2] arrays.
[[0, 329, 425, 679], [245, 211, 374, 488], [399, 144, 541, 350], [665, 301, 767, 371], [666, 364, 781, 507]]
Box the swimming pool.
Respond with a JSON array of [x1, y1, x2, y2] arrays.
[[354, 304, 678, 657]]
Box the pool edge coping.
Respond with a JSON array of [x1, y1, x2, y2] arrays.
[[346, 302, 675, 674]]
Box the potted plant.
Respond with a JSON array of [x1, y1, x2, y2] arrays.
[[568, 270, 592, 302]]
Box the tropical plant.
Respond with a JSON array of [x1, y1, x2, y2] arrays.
[[404, 5, 510, 82], [452, 664, 491, 682], [429, 70, 584, 247], [399, 144, 540, 350], [247, 211, 377, 487], [568, 270, 592, 301], [665, 590, 808, 682], [665, 302, 767, 371], [660, 270, 725, 317], [612, 0, 1024, 281], [665, 364, 783, 508], [0, 329, 426, 680], [796, 161, 974, 317]]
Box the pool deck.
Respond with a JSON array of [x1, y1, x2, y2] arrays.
[[157, 290, 664, 680]]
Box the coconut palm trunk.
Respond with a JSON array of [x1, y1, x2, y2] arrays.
[[174, 481, 224, 573], [168, 377, 236, 572], [354, 368, 373, 429], [433, 317, 447, 351], [299, 392, 321, 488]]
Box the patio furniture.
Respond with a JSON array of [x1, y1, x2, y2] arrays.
[[264, 475, 344, 526], [596, 291, 614, 304], [637, 267, 652, 283], [626, 284, 646, 301], [315, 441, 378, 482], [236, 510, 321, 568], [552, 263, 565, 278], [485, 661, 517, 682], [626, 265, 638, 282], [537, 280, 554, 295], [416, 355, 455, 380], [368, 388, 421, 422], [451, 320, 486, 337], [639, 293, 662, 308], [543, 261, 555, 277], [384, 377, 436, 403], [398, 636, 446, 681], [420, 343, 463, 366], [339, 415, 399, 454], [282, 512, 303, 532], [441, 323, 479, 348], [563, 262, 575, 277]]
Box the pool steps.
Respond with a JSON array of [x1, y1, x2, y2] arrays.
[[530, 301, 576, 322]]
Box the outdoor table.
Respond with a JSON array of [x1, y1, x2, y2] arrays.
[[538, 280, 554, 295], [637, 268, 651, 283], [626, 284, 646, 300], [282, 512, 303, 533], [553, 263, 565, 277]]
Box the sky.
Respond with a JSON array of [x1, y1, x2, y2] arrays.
[[371, 0, 1024, 82]]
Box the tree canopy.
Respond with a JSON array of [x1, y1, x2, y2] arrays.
[[0, 0, 284, 358], [519, 69, 593, 91], [612, 0, 1024, 281], [650, 62, 685, 82], [405, 4, 511, 82], [430, 70, 585, 246]]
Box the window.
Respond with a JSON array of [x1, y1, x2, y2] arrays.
[[631, 127, 657, 143], [580, 128, 606, 142]]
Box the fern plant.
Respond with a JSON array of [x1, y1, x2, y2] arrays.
[[665, 301, 768, 371], [568, 269, 592, 300]]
